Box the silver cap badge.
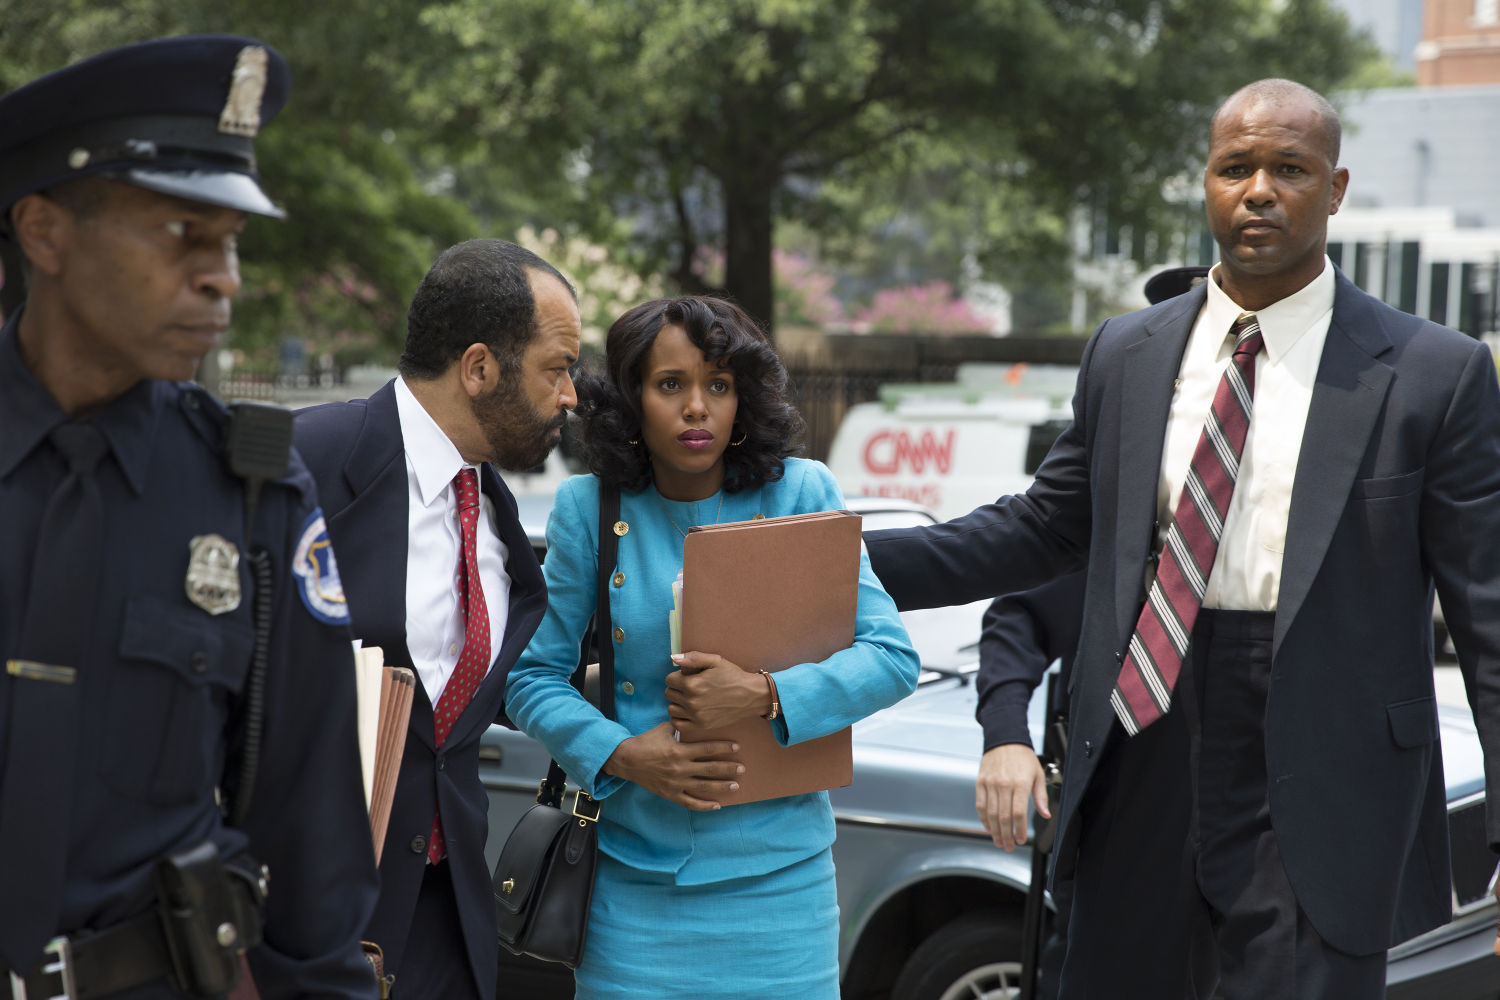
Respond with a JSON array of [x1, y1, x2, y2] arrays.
[[218, 46, 268, 137]]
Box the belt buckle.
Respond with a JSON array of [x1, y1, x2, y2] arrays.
[[9, 936, 74, 1000]]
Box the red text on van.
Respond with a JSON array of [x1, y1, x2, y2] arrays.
[[862, 429, 956, 476]]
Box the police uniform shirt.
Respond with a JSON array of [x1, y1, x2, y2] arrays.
[[0, 315, 378, 993], [393, 375, 510, 705]]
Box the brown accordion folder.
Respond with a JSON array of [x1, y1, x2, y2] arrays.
[[354, 645, 416, 865], [677, 509, 861, 805]]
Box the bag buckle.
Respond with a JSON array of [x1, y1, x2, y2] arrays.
[[10, 936, 75, 1000], [571, 790, 600, 823]]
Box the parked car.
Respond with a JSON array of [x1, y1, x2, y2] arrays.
[[484, 495, 1500, 999]]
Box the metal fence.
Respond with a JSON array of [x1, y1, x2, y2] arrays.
[[213, 332, 1090, 463], [785, 334, 1085, 461]]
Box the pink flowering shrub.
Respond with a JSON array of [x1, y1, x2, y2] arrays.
[[854, 281, 992, 335]]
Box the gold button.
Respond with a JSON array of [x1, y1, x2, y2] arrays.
[[613, 626, 625, 642], [752, 513, 765, 520], [621, 681, 635, 696], [613, 520, 629, 536], [613, 572, 625, 587]]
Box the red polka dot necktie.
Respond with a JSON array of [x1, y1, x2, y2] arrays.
[[428, 467, 490, 864], [1111, 314, 1265, 735]]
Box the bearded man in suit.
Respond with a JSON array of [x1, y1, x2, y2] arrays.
[[295, 238, 580, 1000], [864, 79, 1500, 999]]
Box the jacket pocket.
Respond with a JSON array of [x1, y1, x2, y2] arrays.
[[1352, 469, 1423, 501], [1386, 696, 1439, 749], [100, 594, 254, 804]]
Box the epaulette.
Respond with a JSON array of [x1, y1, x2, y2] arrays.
[[177, 379, 231, 447], [176, 381, 317, 502]]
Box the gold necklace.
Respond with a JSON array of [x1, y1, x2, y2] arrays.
[[656, 489, 725, 539]]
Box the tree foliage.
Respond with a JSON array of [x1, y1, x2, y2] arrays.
[[0, 0, 476, 360], [2, 0, 1385, 351], [416, 0, 1381, 332]]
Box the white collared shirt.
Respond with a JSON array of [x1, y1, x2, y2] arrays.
[[1155, 258, 1336, 611], [393, 376, 511, 703]]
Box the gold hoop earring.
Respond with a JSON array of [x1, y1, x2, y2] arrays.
[[628, 439, 640, 446], [730, 431, 747, 447]]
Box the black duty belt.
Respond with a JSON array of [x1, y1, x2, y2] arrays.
[[5, 907, 171, 1000], [2, 865, 264, 1000]]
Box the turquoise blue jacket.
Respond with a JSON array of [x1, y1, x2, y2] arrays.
[[506, 459, 919, 884]]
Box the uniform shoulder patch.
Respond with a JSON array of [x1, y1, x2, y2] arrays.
[[292, 509, 350, 625]]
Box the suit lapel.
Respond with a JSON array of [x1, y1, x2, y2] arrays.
[[1113, 290, 1203, 639], [1274, 276, 1394, 651], [323, 383, 430, 745]]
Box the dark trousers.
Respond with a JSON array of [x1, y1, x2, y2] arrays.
[[392, 861, 482, 1000], [1035, 872, 1073, 1000], [1058, 611, 1387, 1000]]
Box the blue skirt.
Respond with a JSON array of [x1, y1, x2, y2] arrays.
[[573, 848, 840, 1000]]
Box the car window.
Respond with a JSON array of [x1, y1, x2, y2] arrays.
[[1024, 419, 1071, 475], [858, 509, 937, 532]]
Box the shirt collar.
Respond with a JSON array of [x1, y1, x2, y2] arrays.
[[0, 311, 63, 481], [1203, 256, 1336, 364], [394, 374, 475, 508], [0, 311, 158, 495]]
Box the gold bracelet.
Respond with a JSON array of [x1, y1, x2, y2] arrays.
[[759, 669, 781, 721]]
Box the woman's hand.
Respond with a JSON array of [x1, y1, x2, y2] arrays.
[[664, 652, 771, 731], [602, 721, 743, 811]]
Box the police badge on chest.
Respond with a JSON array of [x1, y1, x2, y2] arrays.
[[185, 533, 242, 615]]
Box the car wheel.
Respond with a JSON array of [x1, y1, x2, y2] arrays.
[[891, 910, 1024, 1000]]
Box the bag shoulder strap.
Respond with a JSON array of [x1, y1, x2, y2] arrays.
[[540, 482, 620, 806], [592, 482, 620, 719]]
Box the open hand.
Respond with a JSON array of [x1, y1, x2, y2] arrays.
[[975, 743, 1051, 851]]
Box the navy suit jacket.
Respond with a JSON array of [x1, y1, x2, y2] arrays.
[[294, 380, 547, 1000], [866, 271, 1500, 956], [976, 573, 1085, 751]]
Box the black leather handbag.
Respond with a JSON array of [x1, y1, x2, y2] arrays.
[[493, 484, 619, 969]]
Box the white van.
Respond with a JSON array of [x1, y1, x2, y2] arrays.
[[826, 364, 1075, 522]]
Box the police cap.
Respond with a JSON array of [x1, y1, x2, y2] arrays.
[[1144, 265, 1211, 305], [0, 34, 290, 220]]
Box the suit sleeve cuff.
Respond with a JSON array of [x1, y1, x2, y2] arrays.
[[978, 680, 1036, 751]]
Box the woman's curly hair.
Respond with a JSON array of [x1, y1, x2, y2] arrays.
[[576, 296, 805, 493]]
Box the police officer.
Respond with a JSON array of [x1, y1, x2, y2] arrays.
[[0, 35, 378, 998]]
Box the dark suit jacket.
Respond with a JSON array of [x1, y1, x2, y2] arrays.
[[866, 271, 1500, 956], [976, 573, 1085, 751], [294, 380, 547, 1000]]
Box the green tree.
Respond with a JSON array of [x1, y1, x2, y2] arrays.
[[0, 0, 476, 360], [2, 0, 1385, 347], [412, 0, 1381, 335]]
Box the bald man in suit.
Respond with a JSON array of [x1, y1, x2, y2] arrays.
[[865, 80, 1500, 999]]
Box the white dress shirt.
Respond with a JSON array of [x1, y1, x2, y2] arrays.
[[394, 376, 511, 703], [1155, 258, 1336, 611]]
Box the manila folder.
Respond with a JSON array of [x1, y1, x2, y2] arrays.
[[678, 509, 861, 805]]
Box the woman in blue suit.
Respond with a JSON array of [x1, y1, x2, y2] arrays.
[[505, 296, 919, 999]]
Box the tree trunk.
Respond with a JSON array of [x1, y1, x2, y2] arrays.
[[722, 179, 776, 340]]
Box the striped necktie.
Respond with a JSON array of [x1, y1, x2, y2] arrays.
[[1111, 313, 1265, 735]]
